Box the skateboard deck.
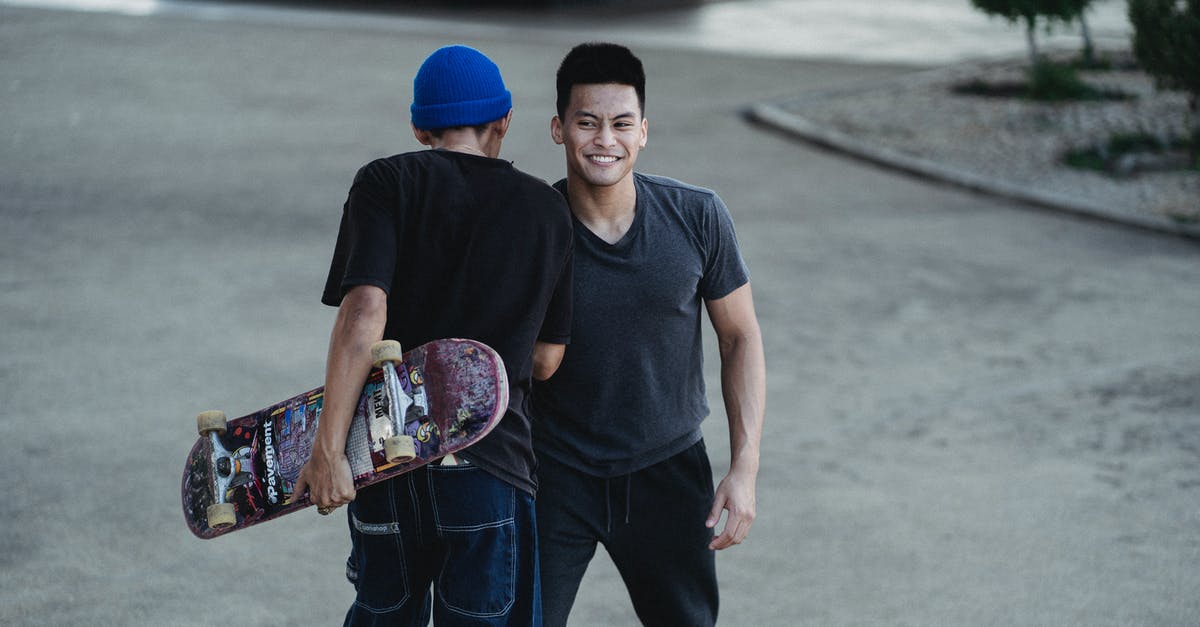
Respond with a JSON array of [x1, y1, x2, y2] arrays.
[[182, 338, 508, 539]]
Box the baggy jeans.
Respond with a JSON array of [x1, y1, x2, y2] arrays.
[[343, 463, 541, 626]]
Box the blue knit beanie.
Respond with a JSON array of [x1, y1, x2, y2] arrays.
[[411, 45, 513, 130]]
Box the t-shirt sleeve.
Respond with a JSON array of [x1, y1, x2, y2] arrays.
[[538, 232, 574, 345], [321, 161, 399, 306], [698, 193, 749, 301]]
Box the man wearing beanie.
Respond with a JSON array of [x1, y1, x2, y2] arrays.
[[531, 43, 766, 627], [293, 44, 574, 626]]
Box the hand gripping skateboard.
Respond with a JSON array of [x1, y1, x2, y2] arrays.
[[182, 338, 508, 539]]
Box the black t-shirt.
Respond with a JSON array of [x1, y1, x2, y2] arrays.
[[322, 149, 574, 495]]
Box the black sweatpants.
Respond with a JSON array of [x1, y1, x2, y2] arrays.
[[536, 440, 719, 627]]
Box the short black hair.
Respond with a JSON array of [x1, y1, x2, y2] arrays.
[[555, 43, 646, 120], [424, 123, 491, 139]]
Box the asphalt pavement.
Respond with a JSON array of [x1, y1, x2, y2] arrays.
[[1, 2, 1198, 626]]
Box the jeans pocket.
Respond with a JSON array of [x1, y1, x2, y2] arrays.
[[429, 466, 517, 619], [348, 489, 411, 614]]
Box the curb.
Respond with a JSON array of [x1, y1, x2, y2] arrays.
[[744, 101, 1200, 241]]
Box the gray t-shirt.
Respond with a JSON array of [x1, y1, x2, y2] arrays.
[[532, 172, 749, 477]]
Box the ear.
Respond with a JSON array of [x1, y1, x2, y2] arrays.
[[412, 124, 434, 147], [494, 109, 513, 140], [639, 117, 648, 149], [550, 116, 565, 145]]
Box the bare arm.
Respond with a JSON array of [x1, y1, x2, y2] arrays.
[[292, 285, 388, 510], [532, 341, 566, 381], [703, 283, 766, 550]]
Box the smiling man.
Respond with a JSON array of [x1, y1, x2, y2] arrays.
[[532, 43, 766, 627]]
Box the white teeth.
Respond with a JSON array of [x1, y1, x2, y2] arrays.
[[589, 155, 618, 163]]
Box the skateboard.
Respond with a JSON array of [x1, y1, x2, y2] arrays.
[[182, 338, 508, 539]]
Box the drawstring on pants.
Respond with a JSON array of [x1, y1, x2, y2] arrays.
[[603, 474, 633, 534], [624, 475, 631, 525]]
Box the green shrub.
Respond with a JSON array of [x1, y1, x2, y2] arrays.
[[1027, 60, 1092, 100], [951, 61, 1132, 101], [1064, 132, 1199, 175]]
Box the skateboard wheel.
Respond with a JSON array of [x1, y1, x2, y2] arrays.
[[371, 340, 404, 368], [196, 411, 228, 437], [207, 502, 237, 529], [384, 435, 417, 464]]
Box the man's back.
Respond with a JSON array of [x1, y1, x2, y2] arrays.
[[323, 148, 574, 493]]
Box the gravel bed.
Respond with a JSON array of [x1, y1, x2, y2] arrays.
[[776, 51, 1198, 224]]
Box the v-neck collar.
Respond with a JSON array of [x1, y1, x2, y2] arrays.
[[570, 174, 645, 251]]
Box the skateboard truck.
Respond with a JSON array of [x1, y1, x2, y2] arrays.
[[370, 340, 418, 464], [196, 410, 238, 529]]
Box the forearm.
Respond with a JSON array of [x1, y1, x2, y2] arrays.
[[316, 287, 388, 457], [719, 327, 765, 475]]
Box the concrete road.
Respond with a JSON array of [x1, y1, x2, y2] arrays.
[[1, 2, 1197, 626]]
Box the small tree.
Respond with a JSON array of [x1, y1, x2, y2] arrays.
[[971, 0, 1091, 66], [1129, 0, 1200, 158]]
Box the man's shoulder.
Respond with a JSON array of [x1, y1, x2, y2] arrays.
[[363, 149, 431, 167], [634, 172, 726, 220], [354, 150, 431, 180], [507, 164, 564, 198], [634, 172, 720, 205], [504, 170, 570, 225], [361, 149, 509, 173], [357, 152, 556, 195], [633, 170, 715, 198]]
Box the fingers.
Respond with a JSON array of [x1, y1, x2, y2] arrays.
[[705, 492, 727, 530], [328, 484, 356, 508], [706, 487, 757, 550], [291, 470, 310, 506], [292, 459, 356, 511], [705, 496, 733, 549], [706, 470, 759, 550], [709, 515, 734, 551], [708, 508, 754, 550], [311, 482, 356, 509]]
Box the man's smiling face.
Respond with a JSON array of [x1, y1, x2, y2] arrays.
[[552, 83, 648, 190]]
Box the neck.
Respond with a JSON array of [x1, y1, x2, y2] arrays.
[[565, 174, 637, 245], [440, 144, 488, 157], [566, 173, 636, 218], [430, 128, 498, 159]]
